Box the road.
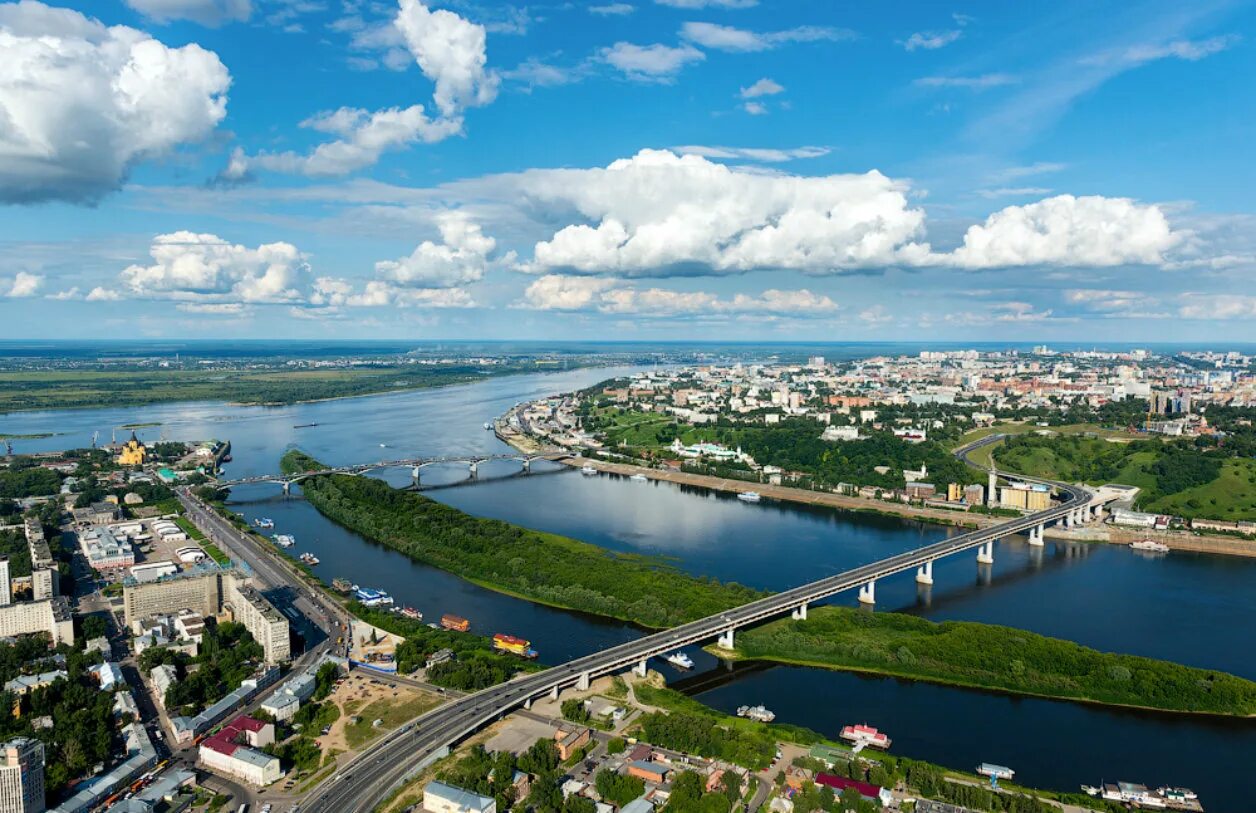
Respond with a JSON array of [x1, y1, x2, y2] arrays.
[[304, 462, 1093, 812]]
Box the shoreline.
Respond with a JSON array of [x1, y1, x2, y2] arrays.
[[703, 646, 1256, 721], [535, 451, 1256, 559]]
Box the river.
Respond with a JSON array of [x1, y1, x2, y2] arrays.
[[4, 367, 1254, 811]]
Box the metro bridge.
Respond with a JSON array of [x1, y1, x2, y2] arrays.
[[305, 442, 1116, 812]]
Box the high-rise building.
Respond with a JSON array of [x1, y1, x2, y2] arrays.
[[0, 737, 45, 813], [0, 560, 10, 607]]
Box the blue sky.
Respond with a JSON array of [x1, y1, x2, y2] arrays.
[[1, 0, 1253, 341]]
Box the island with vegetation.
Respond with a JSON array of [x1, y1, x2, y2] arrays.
[[281, 450, 765, 629], [724, 606, 1256, 716]]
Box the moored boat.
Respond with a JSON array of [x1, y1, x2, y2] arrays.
[[841, 723, 891, 749], [664, 651, 694, 669], [737, 491, 761, 503], [299, 552, 320, 566], [736, 704, 776, 722], [398, 606, 423, 620], [273, 534, 295, 548], [253, 517, 274, 529], [1130, 539, 1171, 553], [492, 633, 538, 659], [630, 473, 649, 482], [581, 464, 597, 476], [440, 614, 470, 632]]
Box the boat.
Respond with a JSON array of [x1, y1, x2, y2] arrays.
[[398, 606, 423, 621], [354, 587, 393, 607], [440, 614, 470, 632], [841, 724, 890, 749], [736, 705, 776, 723], [737, 491, 761, 503], [1130, 539, 1170, 553], [272, 534, 295, 548], [664, 651, 694, 669], [379, 443, 387, 448], [581, 465, 597, 476], [293, 423, 319, 429], [630, 473, 649, 482], [483, 422, 493, 430], [492, 633, 538, 659], [253, 518, 274, 529], [299, 552, 320, 566], [977, 763, 1015, 781], [331, 577, 356, 593], [1157, 787, 1198, 802]]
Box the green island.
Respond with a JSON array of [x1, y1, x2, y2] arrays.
[[724, 606, 1256, 716], [0, 361, 563, 412], [280, 450, 765, 629]]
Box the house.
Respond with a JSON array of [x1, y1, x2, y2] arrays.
[[627, 761, 669, 784], [813, 773, 893, 807], [554, 727, 591, 761], [198, 715, 282, 786]]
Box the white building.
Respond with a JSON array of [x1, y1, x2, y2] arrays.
[[198, 716, 282, 787], [424, 781, 496, 813], [0, 737, 45, 813]]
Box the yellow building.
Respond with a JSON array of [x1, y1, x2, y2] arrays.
[[946, 483, 964, 502], [999, 483, 1051, 511], [117, 432, 147, 466]]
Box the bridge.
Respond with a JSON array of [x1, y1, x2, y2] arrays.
[[306, 440, 1114, 812], [213, 451, 568, 492]]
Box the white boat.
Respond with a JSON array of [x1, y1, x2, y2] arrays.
[[664, 651, 694, 669], [630, 474, 649, 482], [736, 704, 776, 722], [273, 534, 295, 548], [1130, 539, 1170, 553], [253, 518, 274, 529], [581, 465, 597, 476], [737, 491, 761, 503], [299, 552, 320, 566], [483, 422, 493, 430]]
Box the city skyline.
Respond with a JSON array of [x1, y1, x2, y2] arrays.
[[1, 0, 1254, 340]]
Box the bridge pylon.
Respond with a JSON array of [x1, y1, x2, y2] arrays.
[[915, 560, 934, 585], [977, 540, 995, 565], [858, 580, 876, 605]]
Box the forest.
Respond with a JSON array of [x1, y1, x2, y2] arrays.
[[733, 606, 1256, 716], [288, 451, 766, 629]]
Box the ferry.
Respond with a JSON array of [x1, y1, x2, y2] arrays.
[[253, 518, 275, 529], [1130, 539, 1171, 553], [664, 651, 694, 669], [354, 587, 394, 607], [736, 705, 776, 723], [737, 491, 761, 503], [441, 614, 471, 632], [298, 552, 320, 566], [840, 723, 891, 749], [630, 473, 649, 482], [272, 534, 295, 548], [581, 465, 598, 476], [398, 606, 423, 621], [492, 633, 539, 659]]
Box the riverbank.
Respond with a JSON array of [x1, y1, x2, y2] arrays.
[[712, 606, 1256, 718], [282, 451, 767, 629]]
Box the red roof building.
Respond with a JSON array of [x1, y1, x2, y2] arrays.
[[814, 773, 891, 806]]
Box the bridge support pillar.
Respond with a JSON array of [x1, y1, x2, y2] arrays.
[[858, 580, 876, 605], [411, 466, 421, 485], [550, 685, 559, 701], [915, 560, 934, 585], [577, 672, 590, 692], [633, 660, 647, 678], [469, 461, 478, 478], [718, 629, 735, 649], [524, 698, 532, 711], [282, 481, 291, 495], [522, 458, 531, 473], [977, 541, 994, 565], [1029, 524, 1045, 547], [1063, 512, 1072, 529], [791, 603, 808, 621]]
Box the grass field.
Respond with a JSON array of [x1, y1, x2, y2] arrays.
[[342, 692, 441, 750], [1145, 458, 1256, 521]]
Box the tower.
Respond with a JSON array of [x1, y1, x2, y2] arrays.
[[0, 559, 10, 607], [0, 737, 45, 813], [987, 470, 997, 508]]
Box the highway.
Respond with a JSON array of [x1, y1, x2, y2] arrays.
[[304, 456, 1094, 812]]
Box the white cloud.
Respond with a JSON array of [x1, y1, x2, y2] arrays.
[[599, 42, 704, 80], [226, 0, 493, 179], [858, 305, 892, 324], [988, 162, 1066, 183], [673, 145, 828, 162], [177, 301, 250, 315], [740, 77, 784, 98], [902, 30, 961, 51], [1065, 289, 1167, 318], [374, 211, 497, 288], [1084, 35, 1241, 67], [46, 287, 80, 301], [1178, 293, 1256, 320], [513, 151, 1186, 277], [520, 275, 836, 317], [394, 0, 499, 118], [224, 105, 461, 178], [915, 74, 1018, 90], [309, 278, 474, 308], [502, 58, 580, 89], [975, 186, 1054, 199], [946, 195, 1180, 269], [656, 0, 756, 7], [0, 1, 231, 203], [2, 271, 41, 298], [120, 232, 309, 303], [590, 3, 634, 15], [123, 0, 251, 25], [680, 22, 850, 52], [742, 102, 767, 116], [86, 287, 122, 301]]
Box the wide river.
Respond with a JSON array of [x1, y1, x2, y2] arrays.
[[5, 368, 1255, 811]]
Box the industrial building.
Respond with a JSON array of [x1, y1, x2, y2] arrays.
[[999, 481, 1052, 511], [0, 737, 45, 813], [423, 781, 496, 813]]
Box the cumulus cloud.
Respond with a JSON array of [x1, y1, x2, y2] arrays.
[[520, 275, 836, 317], [740, 77, 784, 98], [86, 287, 122, 301], [512, 151, 1185, 277], [0, 1, 231, 203], [858, 305, 892, 324], [225, 0, 493, 178], [680, 22, 850, 52], [122, 0, 252, 26], [2, 271, 41, 298], [1178, 293, 1256, 320], [599, 42, 704, 80], [374, 211, 498, 287], [120, 232, 309, 303], [310, 278, 474, 308], [946, 195, 1180, 269], [902, 30, 961, 51]]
